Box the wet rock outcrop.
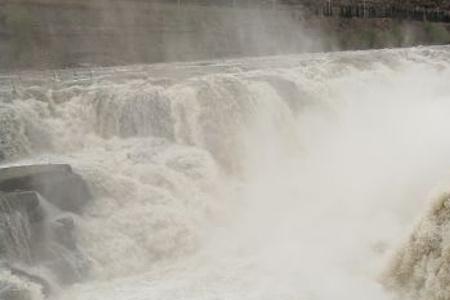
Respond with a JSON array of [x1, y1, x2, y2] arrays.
[[0, 164, 92, 299], [383, 192, 450, 300], [0, 164, 91, 213]]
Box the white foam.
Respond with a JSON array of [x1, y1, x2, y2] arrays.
[[2, 46, 450, 300]]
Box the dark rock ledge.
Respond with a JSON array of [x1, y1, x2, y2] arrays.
[[0, 164, 92, 300]]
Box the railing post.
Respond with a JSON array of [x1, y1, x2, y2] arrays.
[[363, 0, 366, 18]]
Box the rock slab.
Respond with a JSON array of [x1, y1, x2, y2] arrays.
[[0, 164, 91, 213]]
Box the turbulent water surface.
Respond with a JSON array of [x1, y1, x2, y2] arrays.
[[1, 46, 450, 300]]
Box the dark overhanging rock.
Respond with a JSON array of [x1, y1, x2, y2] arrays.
[[0, 164, 92, 213]]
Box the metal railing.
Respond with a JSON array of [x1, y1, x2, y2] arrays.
[[171, 0, 450, 22]]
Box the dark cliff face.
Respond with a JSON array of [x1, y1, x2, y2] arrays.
[[0, 0, 449, 70]]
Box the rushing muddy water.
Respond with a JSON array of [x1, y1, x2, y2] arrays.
[[1, 46, 450, 300]]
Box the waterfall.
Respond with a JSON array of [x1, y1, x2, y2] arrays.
[[0, 46, 450, 300], [0, 194, 33, 265]]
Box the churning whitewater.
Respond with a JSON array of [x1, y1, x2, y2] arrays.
[[1, 46, 450, 300]]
